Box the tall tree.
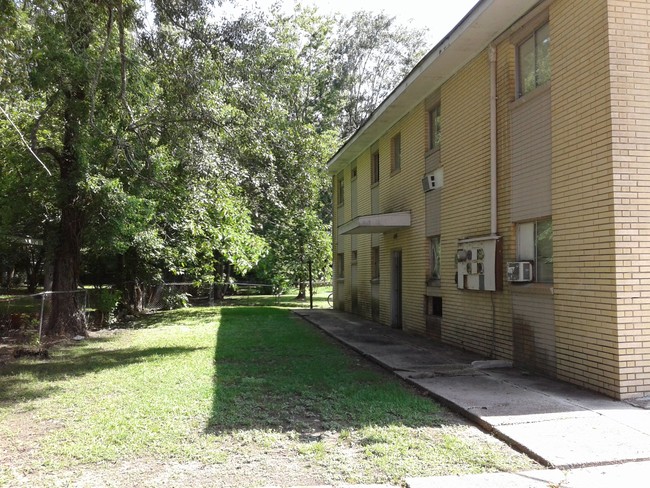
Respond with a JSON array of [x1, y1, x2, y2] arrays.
[[332, 11, 429, 138], [0, 0, 266, 332], [1, 0, 431, 333]]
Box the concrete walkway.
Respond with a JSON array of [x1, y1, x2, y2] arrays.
[[294, 309, 650, 486]]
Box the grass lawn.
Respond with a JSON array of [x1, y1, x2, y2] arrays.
[[222, 287, 331, 308], [0, 306, 537, 487]]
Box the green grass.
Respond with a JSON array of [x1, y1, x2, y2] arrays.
[[0, 294, 42, 313], [222, 287, 331, 308], [0, 306, 537, 486]]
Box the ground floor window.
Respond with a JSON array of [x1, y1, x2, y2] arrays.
[[428, 236, 441, 283], [516, 218, 553, 282], [425, 295, 443, 317], [371, 246, 380, 280], [337, 253, 345, 280]]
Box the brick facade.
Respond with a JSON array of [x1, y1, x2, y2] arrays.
[[329, 0, 650, 399]]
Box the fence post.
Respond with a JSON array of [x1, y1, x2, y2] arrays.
[[309, 261, 313, 310], [38, 292, 46, 340]]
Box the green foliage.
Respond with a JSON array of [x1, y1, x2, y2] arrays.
[[160, 288, 190, 310], [95, 288, 122, 315], [333, 11, 429, 138], [0, 0, 429, 323]]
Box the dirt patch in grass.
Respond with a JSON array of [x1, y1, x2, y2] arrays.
[[4, 458, 326, 488], [1, 421, 523, 488]]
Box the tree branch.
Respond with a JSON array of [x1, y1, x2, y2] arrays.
[[35, 146, 63, 165], [0, 104, 54, 175], [117, 0, 134, 123], [89, 4, 114, 125], [30, 93, 59, 152]]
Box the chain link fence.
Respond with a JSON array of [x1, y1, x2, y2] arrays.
[[1, 280, 333, 344], [0, 290, 88, 343]]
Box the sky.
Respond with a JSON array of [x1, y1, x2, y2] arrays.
[[226, 0, 480, 47]]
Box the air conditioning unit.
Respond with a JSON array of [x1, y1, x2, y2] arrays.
[[422, 174, 436, 192], [506, 262, 533, 282]]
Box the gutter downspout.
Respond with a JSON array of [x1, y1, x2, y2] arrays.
[[489, 44, 498, 358], [489, 44, 498, 236]]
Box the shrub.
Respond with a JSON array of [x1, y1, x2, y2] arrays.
[[94, 288, 122, 325], [161, 289, 191, 310]]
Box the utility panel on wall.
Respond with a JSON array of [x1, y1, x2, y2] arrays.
[[456, 236, 501, 291]]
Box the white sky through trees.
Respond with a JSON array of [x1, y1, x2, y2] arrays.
[[226, 0, 480, 47]]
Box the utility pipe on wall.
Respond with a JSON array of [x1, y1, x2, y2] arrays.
[[489, 45, 498, 236]]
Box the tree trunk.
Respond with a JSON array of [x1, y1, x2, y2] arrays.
[[296, 281, 306, 300], [44, 65, 89, 336], [46, 204, 86, 336], [6, 267, 14, 291], [213, 255, 232, 301], [119, 248, 144, 314]]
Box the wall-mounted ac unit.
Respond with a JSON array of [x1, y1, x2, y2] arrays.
[[506, 261, 533, 282], [422, 174, 436, 192]]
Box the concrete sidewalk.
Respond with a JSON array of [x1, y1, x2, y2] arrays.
[[294, 309, 650, 485]]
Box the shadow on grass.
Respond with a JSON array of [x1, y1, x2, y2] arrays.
[[0, 344, 208, 403], [207, 306, 446, 434]]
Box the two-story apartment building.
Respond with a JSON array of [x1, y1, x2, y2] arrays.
[[328, 0, 650, 400]]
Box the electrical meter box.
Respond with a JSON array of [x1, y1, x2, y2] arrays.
[[456, 236, 501, 291]]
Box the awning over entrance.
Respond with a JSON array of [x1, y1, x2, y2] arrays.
[[338, 211, 411, 235]]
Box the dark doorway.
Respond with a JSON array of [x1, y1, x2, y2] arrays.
[[391, 250, 402, 329]]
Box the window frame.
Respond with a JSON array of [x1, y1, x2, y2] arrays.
[[371, 150, 380, 185], [337, 172, 344, 206], [371, 246, 380, 281], [391, 133, 402, 174], [336, 253, 345, 280], [516, 218, 553, 283], [428, 236, 441, 284], [428, 104, 441, 151], [516, 21, 550, 98], [425, 295, 443, 318]]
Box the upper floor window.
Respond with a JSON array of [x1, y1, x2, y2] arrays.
[[337, 172, 344, 206], [428, 104, 441, 151], [517, 22, 550, 97], [391, 133, 401, 173], [371, 150, 380, 185], [516, 218, 553, 283]]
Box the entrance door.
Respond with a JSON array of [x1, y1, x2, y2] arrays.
[[391, 250, 402, 329]]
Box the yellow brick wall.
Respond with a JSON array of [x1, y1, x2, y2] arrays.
[[330, 0, 650, 399], [607, 0, 650, 398], [375, 112, 428, 332], [333, 109, 429, 333], [354, 149, 373, 318], [495, 40, 516, 361], [439, 50, 512, 356], [550, 0, 621, 397]]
